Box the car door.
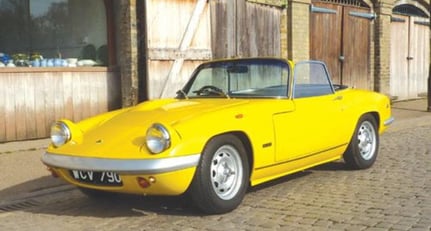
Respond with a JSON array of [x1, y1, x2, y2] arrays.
[[273, 61, 347, 162]]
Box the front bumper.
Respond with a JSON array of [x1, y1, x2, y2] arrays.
[[42, 152, 201, 195], [42, 152, 201, 174]]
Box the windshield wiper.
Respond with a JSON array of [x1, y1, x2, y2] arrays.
[[192, 85, 230, 99]]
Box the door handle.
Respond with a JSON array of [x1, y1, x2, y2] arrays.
[[407, 56, 414, 60]]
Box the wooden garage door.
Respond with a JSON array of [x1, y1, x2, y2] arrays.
[[210, 0, 282, 58], [390, 14, 430, 100], [310, 1, 372, 90], [145, 0, 212, 99]]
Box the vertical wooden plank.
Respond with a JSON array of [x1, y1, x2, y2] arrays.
[[24, 75, 37, 139], [210, 0, 226, 58], [53, 73, 65, 122], [72, 72, 83, 122], [34, 73, 47, 138], [80, 74, 91, 119], [98, 72, 108, 114], [0, 75, 7, 142], [13, 75, 27, 140], [63, 72, 74, 120], [44, 73, 57, 136], [236, 0, 248, 57], [390, 15, 409, 99], [89, 73, 100, 116], [211, 0, 236, 58], [5, 74, 17, 141], [342, 6, 370, 90]]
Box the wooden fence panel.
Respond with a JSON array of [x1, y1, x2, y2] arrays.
[[211, 0, 282, 58], [0, 68, 121, 142]]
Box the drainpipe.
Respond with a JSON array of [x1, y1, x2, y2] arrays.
[[428, 63, 431, 111], [428, 21, 431, 112]]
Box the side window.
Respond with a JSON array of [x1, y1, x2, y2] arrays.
[[293, 61, 334, 98]]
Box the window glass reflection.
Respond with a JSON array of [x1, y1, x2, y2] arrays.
[[0, 0, 107, 67]]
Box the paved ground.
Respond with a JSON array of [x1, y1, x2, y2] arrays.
[[0, 99, 430, 230]]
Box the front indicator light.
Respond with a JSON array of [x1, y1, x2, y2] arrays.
[[51, 121, 71, 147], [146, 123, 171, 154], [137, 177, 156, 188]]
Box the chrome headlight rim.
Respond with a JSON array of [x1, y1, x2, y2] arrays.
[[51, 121, 71, 148], [146, 123, 171, 154]]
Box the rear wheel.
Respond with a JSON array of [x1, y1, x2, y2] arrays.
[[189, 134, 249, 214], [344, 114, 379, 169]]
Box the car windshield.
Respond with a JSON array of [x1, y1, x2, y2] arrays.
[[179, 59, 290, 98]]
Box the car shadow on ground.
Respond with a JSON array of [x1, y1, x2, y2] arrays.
[[0, 175, 202, 217], [0, 160, 352, 217], [310, 160, 353, 171]]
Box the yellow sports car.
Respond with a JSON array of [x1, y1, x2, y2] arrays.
[[42, 58, 394, 214]]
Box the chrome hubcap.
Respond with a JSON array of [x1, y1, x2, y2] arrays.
[[357, 121, 377, 160], [210, 145, 243, 200]]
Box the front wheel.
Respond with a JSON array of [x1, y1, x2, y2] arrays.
[[343, 114, 379, 169], [189, 134, 249, 214]]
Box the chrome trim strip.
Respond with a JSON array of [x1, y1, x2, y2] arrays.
[[384, 116, 395, 126], [42, 152, 201, 174]]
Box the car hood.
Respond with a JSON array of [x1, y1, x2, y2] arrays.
[[111, 98, 249, 127], [53, 99, 249, 158]]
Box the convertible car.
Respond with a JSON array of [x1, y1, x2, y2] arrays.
[[42, 58, 394, 214]]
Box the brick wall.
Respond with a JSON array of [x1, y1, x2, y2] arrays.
[[287, 0, 311, 62], [374, 0, 393, 95]]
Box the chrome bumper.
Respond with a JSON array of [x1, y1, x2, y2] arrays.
[[42, 152, 200, 174]]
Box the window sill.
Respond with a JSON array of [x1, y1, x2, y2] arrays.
[[0, 66, 118, 73]]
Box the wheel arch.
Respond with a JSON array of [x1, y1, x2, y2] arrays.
[[363, 111, 380, 131], [208, 131, 254, 184]]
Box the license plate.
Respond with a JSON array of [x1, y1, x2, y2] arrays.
[[70, 170, 123, 186]]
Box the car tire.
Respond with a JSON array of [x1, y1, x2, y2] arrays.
[[343, 114, 379, 169], [189, 134, 249, 214]]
